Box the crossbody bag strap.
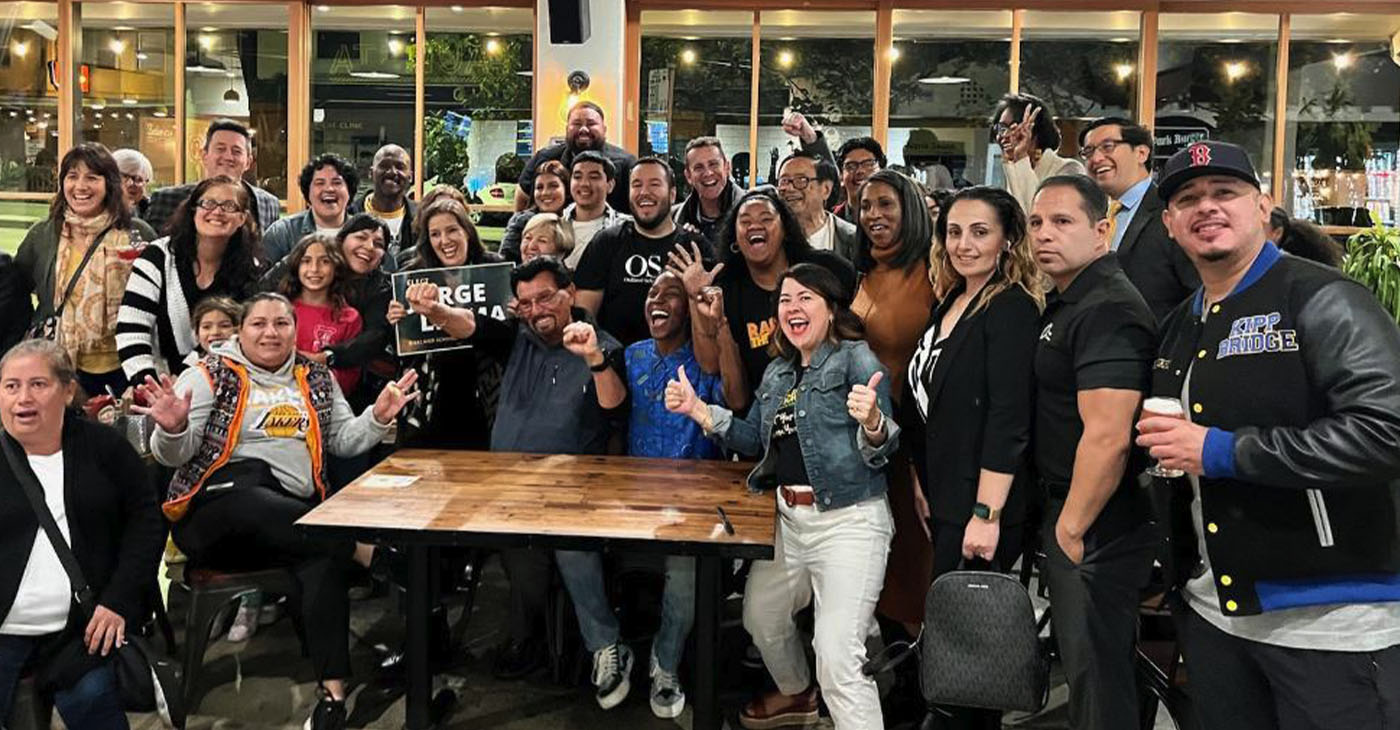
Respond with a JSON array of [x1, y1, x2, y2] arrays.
[[53, 224, 116, 319], [0, 432, 95, 611]]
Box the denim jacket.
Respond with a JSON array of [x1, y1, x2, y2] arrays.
[[707, 339, 899, 511]]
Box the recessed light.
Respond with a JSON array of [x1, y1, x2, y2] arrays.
[[918, 76, 970, 85], [349, 71, 400, 79]]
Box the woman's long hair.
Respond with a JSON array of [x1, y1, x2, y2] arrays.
[[408, 198, 486, 270], [167, 176, 262, 296], [931, 186, 1046, 314], [716, 188, 813, 275], [854, 169, 933, 274], [769, 263, 866, 362], [279, 232, 353, 312], [49, 142, 132, 228]]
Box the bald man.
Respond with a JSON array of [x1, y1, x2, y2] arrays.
[[355, 144, 416, 272]]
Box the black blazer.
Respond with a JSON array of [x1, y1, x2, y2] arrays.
[[0, 416, 165, 629], [1116, 182, 1201, 322], [905, 283, 1039, 526]]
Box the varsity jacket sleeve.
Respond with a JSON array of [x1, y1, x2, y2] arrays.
[[1210, 280, 1400, 487], [150, 364, 216, 468], [115, 244, 167, 387], [324, 383, 391, 458]]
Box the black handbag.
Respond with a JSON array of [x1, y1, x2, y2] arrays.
[[920, 569, 1049, 713], [1, 433, 186, 728], [26, 225, 114, 342]]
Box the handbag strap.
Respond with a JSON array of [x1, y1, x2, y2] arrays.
[[53, 225, 115, 319], [0, 432, 96, 611]]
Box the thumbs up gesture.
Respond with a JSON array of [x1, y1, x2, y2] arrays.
[[847, 370, 885, 431], [665, 365, 701, 418]]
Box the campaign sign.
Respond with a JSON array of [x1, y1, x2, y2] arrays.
[[393, 262, 513, 356]]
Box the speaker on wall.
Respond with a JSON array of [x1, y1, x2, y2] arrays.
[[548, 0, 590, 45]]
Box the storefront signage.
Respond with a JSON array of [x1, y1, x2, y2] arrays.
[[1155, 127, 1211, 165], [392, 262, 513, 356]]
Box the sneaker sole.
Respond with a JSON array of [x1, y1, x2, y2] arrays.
[[650, 697, 685, 719], [737, 708, 820, 730], [596, 676, 631, 710]]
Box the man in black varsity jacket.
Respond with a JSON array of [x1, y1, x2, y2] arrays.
[[1137, 140, 1400, 730]]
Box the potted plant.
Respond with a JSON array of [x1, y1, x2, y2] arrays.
[[1343, 225, 1400, 323]]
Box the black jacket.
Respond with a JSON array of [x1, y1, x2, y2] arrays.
[[1151, 243, 1400, 615], [905, 283, 1038, 526], [0, 417, 165, 628], [0, 253, 33, 353], [258, 260, 394, 373], [1117, 182, 1200, 322]]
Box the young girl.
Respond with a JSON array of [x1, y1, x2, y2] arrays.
[[279, 233, 363, 396], [181, 296, 241, 368]]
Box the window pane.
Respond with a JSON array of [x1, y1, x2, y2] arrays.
[[186, 3, 290, 198], [758, 10, 875, 188], [1158, 13, 1279, 187], [423, 5, 532, 204], [1286, 14, 1400, 227], [1, 2, 59, 194], [312, 5, 416, 198], [1021, 11, 1140, 159], [641, 10, 753, 198], [80, 2, 176, 188], [891, 9, 1011, 187]]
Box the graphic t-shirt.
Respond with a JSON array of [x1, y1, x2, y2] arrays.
[[770, 367, 810, 486], [294, 299, 364, 394], [573, 221, 713, 347]]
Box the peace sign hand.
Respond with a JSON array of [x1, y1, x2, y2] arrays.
[[846, 371, 885, 431]]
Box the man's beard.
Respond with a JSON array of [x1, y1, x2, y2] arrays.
[[568, 133, 604, 153], [634, 206, 670, 231]]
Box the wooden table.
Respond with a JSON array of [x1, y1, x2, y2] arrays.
[[297, 449, 776, 730]]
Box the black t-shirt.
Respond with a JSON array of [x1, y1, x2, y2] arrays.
[[770, 367, 811, 486], [574, 221, 713, 347], [1034, 254, 1157, 532], [518, 141, 636, 213]]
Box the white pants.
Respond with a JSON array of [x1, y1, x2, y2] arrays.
[[743, 490, 894, 730]]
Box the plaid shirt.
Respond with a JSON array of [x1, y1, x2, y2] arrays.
[[141, 180, 282, 237]]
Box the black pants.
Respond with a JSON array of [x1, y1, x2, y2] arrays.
[[172, 484, 355, 680], [925, 519, 1026, 730], [500, 548, 551, 644], [1041, 500, 1156, 730], [1172, 595, 1400, 730]]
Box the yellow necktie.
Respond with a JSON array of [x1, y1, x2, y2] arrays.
[[1106, 200, 1125, 248]]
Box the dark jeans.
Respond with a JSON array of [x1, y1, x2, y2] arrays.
[[500, 548, 551, 644], [1042, 499, 1156, 730], [0, 634, 128, 730], [1171, 595, 1400, 730], [172, 483, 355, 679]]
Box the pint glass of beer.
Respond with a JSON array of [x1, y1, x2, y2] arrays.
[[1142, 397, 1186, 478]]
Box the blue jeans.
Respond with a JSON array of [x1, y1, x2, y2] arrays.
[[0, 634, 129, 729], [555, 551, 696, 673]]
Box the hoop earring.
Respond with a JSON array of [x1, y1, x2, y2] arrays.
[[730, 241, 740, 254]]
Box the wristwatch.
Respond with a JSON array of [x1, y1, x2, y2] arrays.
[[973, 502, 1001, 522], [589, 349, 612, 372], [322, 349, 336, 367]]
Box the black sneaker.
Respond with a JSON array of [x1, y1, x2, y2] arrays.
[[591, 642, 634, 710], [492, 638, 545, 680], [303, 694, 346, 730]]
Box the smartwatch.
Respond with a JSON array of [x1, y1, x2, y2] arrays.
[[973, 502, 1001, 522], [589, 349, 612, 372]]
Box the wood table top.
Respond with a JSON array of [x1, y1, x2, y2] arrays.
[[296, 450, 776, 559]]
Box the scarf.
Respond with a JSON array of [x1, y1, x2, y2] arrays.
[[54, 211, 142, 358]]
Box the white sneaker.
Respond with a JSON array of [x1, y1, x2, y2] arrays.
[[591, 642, 634, 710], [649, 655, 685, 719], [226, 593, 262, 642]]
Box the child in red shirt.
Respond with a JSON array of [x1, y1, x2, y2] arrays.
[[279, 233, 363, 395]]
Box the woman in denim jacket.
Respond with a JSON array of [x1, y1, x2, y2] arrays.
[[667, 263, 898, 730]]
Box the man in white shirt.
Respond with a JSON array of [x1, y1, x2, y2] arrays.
[[562, 151, 630, 269], [776, 153, 858, 262]]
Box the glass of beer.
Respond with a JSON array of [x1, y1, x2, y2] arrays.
[[1142, 396, 1186, 478]]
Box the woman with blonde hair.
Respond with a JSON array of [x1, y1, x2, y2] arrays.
[[519, 212, 575, 263]]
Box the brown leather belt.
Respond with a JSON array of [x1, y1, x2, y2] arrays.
[[780, 486, 815, 508]]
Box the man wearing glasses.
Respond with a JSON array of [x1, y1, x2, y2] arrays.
[[113, 148, 153, 220], [1080, 117, 1199, 321], [776, 152, 858, 262], [833, 138, 885, 225]]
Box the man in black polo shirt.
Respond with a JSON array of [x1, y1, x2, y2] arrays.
[[1029, 174, 1158, 730], [574, 156, 712, 347], [1137, 141, 1400, 729], [515, 101, 636, 214]]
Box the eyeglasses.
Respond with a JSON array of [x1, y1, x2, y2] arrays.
[[1079, 139, 1130, 160], [990, 122, 1014, 136], [121, 173, 149, 186], [841, 159, 879, 175], [517, 289, 561, 314], [195, 199, 245, 214], [777, 175, 815, 190]]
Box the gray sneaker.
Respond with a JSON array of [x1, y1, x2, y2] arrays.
[[591, 642, 634, 710], [649, 655, 685, 719]]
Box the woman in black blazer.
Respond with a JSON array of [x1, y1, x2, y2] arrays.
[[903, 186, 1043, 729], [0, 338, 165, 728]]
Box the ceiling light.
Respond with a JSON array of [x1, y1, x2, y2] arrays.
[[485, 38, 502, 55], [136, 52, 148, 61], [1109, 37, 1132, 43], [680, 48, 697, 65], [1332, 52, 1354, 70], [11, 41, 29, 58], [918, 75, 970, 85], [109, 38, 126, 54], [122, 98, 139, 105], [113, 25, 135, 31], [1221, 38, 1242, 44], [777, 50, 794, 68], [1224, 61, 1248, 81], [201, 26, 218, 32], [451, 5, 464, 12], [387, 38, 404, 55], [1114, 62, 1134, 81], [316, 5, 329, 12], [349, 71, 400, 79], [887, 46, 900, 61], [198, 35, 215, 50]]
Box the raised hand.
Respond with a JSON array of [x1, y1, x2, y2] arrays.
[[846, 371, 885, 431], [667, 241, 725, 298], [561, 322, 601, 363], [695, 286, 726, 327], [405, 281, 446, 320], [371, 369, 419, 424], [129, 373, 192, 433], [1006, 105, 1041, 162], [781, 110, 819, 144]]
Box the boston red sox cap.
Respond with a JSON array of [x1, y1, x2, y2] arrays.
[[1158, 140, 1261, 203]]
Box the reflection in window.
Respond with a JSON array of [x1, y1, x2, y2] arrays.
[[757, 11, 875, 188], [890, 10, 1011, 188], [1157, 14, 1279, 187], [1285, 15, 1400, 227], [0, 2, 59, 194], [640, 11, 753, 198], [186, 3, 290, 198], [312, 5, 416, 200], [1020, 11, 1140, 158], [423, 6, 532, 212], [81, 2, 177, 188]]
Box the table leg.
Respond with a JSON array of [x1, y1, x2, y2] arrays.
[[405, 545, 432, 729], [693, 555, 723, 730]]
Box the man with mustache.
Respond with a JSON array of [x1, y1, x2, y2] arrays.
[[143, 118, 282, 235], [574, 157, 713, 347], [260, 154, 358, 265], [516, 102, 636, 215], [355, 144, 416, 272]]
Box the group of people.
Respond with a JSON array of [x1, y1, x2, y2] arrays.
[[0, 91, 1397, 730]]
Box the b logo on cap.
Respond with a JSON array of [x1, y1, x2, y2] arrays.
[[1189, 143, 1212, 167]]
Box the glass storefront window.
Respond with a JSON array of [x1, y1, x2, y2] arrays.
[[757, 10, 876, 188], [1021, 11, 1140, 159], [312, 5, 415, 199], [1, 2, 60, 194], [1158, 13, 1280, 188], [422, 5, 532, 207], [890, 9, 1011, 188], [640, 10, 753, 198], [1285, 14, 1400, 228], [186, 3, 290, 198], [80, 2, 176, 188]]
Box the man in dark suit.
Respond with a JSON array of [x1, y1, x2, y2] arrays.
[[1081, 117, 1199, 321]]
